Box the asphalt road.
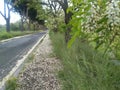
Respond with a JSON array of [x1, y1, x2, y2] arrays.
[[0, 32, 46, 81]]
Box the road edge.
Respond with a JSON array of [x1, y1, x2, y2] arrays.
[[0, 32, 47, 90]]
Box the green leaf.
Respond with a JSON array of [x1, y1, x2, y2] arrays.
[[97, 15, 108, 24], [95, 42, 104, 49], [96, 27, 106, 33], [68, 29, 81, 48]]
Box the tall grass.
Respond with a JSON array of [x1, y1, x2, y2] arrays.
[[50, 32, 120, 90]]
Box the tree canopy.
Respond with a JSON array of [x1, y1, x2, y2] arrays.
[[11, 0, 45, 23]]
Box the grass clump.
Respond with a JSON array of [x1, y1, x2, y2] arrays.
[[0, 30, 37, 40], [26, 53, 35, 64], [0, 31, 13, 40], [50, 32, 120, 90], [5, 77, 18, 90]]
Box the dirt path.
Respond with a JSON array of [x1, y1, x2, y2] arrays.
[[17, 34, 62, 90]]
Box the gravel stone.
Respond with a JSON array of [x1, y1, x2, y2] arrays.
[[16, 34, 62, 90]]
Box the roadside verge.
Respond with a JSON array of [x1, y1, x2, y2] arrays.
[[16, 34, 61, 90]]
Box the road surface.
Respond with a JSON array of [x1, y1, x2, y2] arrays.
[[0, 32, 46, 81]]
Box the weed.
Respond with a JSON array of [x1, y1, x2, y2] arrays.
[[27, 53, 35, 63], [5, 77, 18, 90], [50, 32, 120, 90]]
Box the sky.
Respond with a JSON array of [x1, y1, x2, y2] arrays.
[[0, 0, 20, 25]]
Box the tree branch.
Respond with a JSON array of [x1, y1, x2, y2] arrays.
[[55, 0, 68, 12], [0, 11, 6, 19]]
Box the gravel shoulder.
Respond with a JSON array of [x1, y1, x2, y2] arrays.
[[17, 34, 62, 90]]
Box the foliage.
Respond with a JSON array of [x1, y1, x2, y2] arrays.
[[10, 21, 20, 31], [68, 0, 120, 55], [11, 0, 45, 24], [27, 0, 46, 23], [0, 25, 6, 31], [10, 0, 46, 31], [45, 15, 65, 32], [50, 32, 120, 90], [5, 77, 18, 90], [44, 0, 65, 32]]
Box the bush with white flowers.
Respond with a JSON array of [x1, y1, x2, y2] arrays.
[[69, 0, 120, 54]]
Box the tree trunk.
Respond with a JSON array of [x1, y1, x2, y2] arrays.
[[64, 11, 73, 43], [20, 18, 24, 31], [6, 18, 10, 32], [33, 23, 35, 31], [57, 0, 73, 43], [27, 20, 31, 31]]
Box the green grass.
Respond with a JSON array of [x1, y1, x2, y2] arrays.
[[0, 30, 41, 40], [50, 31, 120, 90], [5, 77, 18, 90]]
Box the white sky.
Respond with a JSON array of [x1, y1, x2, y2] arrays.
[[0, 0, 20, 25]]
